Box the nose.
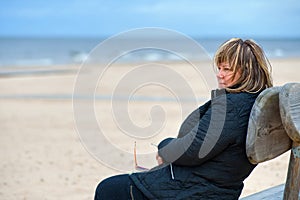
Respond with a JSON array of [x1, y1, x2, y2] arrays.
[[217, 70, 224, 78]]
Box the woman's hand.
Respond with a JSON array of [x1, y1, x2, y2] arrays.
[[156, 153, 164, 165]]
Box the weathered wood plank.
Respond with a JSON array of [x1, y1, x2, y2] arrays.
[[246, 87, 292, 164], [240, 184, 285, 200], [240, 183, 300, 200], [280, 82, 300, 143], [283, 142, 300, 200], [279, 82, 300, 200], [243, 83, 300, 200]]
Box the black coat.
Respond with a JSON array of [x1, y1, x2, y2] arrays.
[[130, 89, 259, 200]]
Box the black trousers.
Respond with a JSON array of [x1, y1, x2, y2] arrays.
[[94, 174, 148, 200]]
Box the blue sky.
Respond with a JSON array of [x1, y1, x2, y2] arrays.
[[1, 0, 300, 38]]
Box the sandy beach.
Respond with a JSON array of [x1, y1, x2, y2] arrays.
[[0, 57, 299, 200]]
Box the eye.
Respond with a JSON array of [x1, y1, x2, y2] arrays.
[[224, 67, 232, 71]]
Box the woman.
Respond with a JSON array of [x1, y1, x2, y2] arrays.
[[94, 38, 273, 200]]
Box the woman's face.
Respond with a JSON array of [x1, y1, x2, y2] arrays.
[[216, 62, 241, 89]]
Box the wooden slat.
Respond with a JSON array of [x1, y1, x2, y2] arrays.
[[239, 184, 285, 200], [246, 87, 292, 164], [279, 82, 300, 200], [283, 142, 300, 200], [279, 82, 300, 142]]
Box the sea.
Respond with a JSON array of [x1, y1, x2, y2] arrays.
[[0, 37, 300, 67]]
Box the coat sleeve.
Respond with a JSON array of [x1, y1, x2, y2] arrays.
[[158, 94, 238, 166], [177, 100, 211, 138]]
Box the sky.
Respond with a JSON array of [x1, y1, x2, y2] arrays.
[[0, 0, 300, 38]]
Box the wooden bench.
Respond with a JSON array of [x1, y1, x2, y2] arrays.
[[241, 83, 300, 200]]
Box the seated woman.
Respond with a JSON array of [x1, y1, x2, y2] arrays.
[[94, 38, 273, 200]]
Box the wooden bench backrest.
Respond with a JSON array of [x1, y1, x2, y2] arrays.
[[246, 82, 300, 200], [246, 86, 292, 164], [279, 83, 300, 143]]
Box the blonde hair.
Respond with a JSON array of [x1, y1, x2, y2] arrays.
[[214, 38, 273, 93]]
